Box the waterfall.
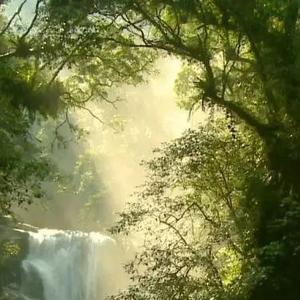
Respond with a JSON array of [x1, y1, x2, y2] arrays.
[[21, 229, 121, 300]]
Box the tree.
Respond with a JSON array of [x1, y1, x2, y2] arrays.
[[0, 0, 154, 214], [0, 10, 57, 213], [110, 121, 266, 300], [88, 0, 300, 189]]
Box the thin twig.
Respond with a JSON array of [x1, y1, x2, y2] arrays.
[[74, 104, 105, 125], [20, 0, 43, 40]]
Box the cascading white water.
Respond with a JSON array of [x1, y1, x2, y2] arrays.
[[21, 229, 121, 300]]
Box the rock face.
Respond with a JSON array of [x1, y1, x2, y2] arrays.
[[0, 216, 30, 300]]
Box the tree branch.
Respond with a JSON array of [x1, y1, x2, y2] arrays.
[[20, 0, 43, 40], [73, 103, 105, 125]]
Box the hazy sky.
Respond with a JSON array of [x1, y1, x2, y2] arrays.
[[15, 56, 192, 231], [76, 57, 189, 210], [3, 0, 36, 23]]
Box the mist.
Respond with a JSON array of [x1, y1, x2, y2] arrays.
[[14, 57, 190, 231], [3, 0, 191, 231]]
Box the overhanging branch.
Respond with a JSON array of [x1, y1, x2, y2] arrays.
[[210, 94, 275, 137]]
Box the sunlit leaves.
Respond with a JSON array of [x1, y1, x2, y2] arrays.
[[110, 121, 266, 300]]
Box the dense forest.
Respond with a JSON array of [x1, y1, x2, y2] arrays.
[[1, 0, 300, 299]]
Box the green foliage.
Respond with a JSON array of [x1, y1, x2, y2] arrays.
[[110, 121, 266, 300], [0, 0, 154, 215], [0, 237, 25, 296], [1, 242, 20, 258]]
